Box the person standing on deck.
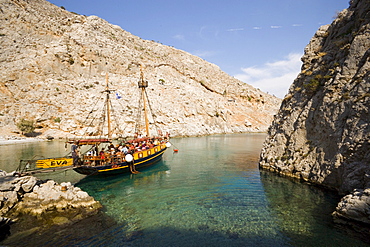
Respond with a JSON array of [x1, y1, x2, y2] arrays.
[[71, 142, 80, 166]]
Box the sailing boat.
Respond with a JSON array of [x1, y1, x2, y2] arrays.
[[70, 67, 171, 176]]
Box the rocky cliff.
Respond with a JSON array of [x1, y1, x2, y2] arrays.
[[0, 0, 280, 138], [260, 0, 369, 194], [259, 0, 370, 227]]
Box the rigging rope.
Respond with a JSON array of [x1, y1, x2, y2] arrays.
[[107, 98, 125, 137], [134, 90, 143, 135], [81, 94, 104, 126], [79, 92, 107, 138], [144, 89, 163, 136], [114, 93, 132, 135]]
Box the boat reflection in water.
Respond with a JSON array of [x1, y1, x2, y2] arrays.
[[76, 159, 170, 190]]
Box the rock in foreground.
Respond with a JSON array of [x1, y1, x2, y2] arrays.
[[332, 188, 370, 242], [0, 171, 101, 240], [333, 188, 370, 225]]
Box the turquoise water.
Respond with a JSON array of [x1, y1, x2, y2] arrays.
[[1, 134, 368, 246]]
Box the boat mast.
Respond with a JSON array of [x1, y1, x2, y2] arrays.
[[139, 65, 150, 137], [105, 73, 112, 139]]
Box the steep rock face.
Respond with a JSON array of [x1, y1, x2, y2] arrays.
[[259, 0, 370, 194], [0, 0, 280, 138]]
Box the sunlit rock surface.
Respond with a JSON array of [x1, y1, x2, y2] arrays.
[[0, 0, 280, 138], [259, 0, 370, 226], [0, 171, 101, 229]]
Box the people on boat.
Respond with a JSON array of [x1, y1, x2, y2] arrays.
[[99, 149, 105, 161], [77, 135, 169, 174], [122, 145, 129, 154], [71, 142, 80, 166], [108, 142, 115, 150], [93, 144, 99, 156]]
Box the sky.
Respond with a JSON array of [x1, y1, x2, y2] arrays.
[[48, 0, 349, 98]]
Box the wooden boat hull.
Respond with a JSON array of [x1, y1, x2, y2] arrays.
[[36, 158, 73, 168], [73, 147, 167, 176]]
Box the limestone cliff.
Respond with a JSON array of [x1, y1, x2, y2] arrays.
[[259, 0, 369, 195], [0, 0, 280, 138]]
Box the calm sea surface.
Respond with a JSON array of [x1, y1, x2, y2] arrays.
[[0, 134, 368, 246]]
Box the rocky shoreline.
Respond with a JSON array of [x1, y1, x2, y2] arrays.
[[0, 170, 101, 242], [0, 137, 45, 146]]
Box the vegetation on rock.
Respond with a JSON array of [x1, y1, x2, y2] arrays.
[[16, 119, 35, 135]]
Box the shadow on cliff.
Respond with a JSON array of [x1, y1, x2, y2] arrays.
[[24, 131, 42, 137]]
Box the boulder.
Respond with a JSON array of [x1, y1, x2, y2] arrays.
[[333, 188, 370, 225], [0, 170, 101, 232]]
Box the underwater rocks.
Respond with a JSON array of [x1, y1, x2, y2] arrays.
[[0, 170, 101, 235]]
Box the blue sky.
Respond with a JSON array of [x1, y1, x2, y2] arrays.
[[48, 0, 349, 98]]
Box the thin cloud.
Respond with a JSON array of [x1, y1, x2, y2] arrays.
[[227, 28, 244, 32], [292, 24, 303, 27], [253, 27, 262, 30], [234, 53, 302, 98], [271, 25, 282, 29], [198, 26, 207, 39], [198, 26, 220, 39], [173, 34, 185, 40]]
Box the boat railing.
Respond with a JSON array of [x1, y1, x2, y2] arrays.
[[81, 143, 167, 167], [83, 155, 114, 167], [133, 143, 166, 160]]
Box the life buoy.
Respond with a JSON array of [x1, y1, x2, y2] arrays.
[[125, 154, 133, 162]]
